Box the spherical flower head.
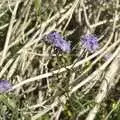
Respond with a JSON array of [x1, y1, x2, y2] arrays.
[[81, 34, 99, 53], [46, 31, 71, 53], [0, 80, 12, 93]]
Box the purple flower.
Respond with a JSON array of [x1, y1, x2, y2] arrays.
[[0, 80, 12, 93], [46, 31, 71, 52], [81, 34, 99, 53]]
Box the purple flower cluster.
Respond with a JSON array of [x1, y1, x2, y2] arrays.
[[0, 80, 12, 93], [81, 34, 99, 53], [46, 31, 71, 52]]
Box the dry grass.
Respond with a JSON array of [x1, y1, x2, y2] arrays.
[[0, 0, 120, 120]]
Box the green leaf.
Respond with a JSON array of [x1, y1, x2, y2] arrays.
[[0, 94, 16, 110], [34, 0, 41, 15]]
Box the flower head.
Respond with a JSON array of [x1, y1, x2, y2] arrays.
[[46, 31, 71, 52], [81, 34, 99, 53], [0, 80, 12, 93]]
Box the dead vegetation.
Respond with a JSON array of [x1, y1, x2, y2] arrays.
[[0, 0, 120, 120]]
